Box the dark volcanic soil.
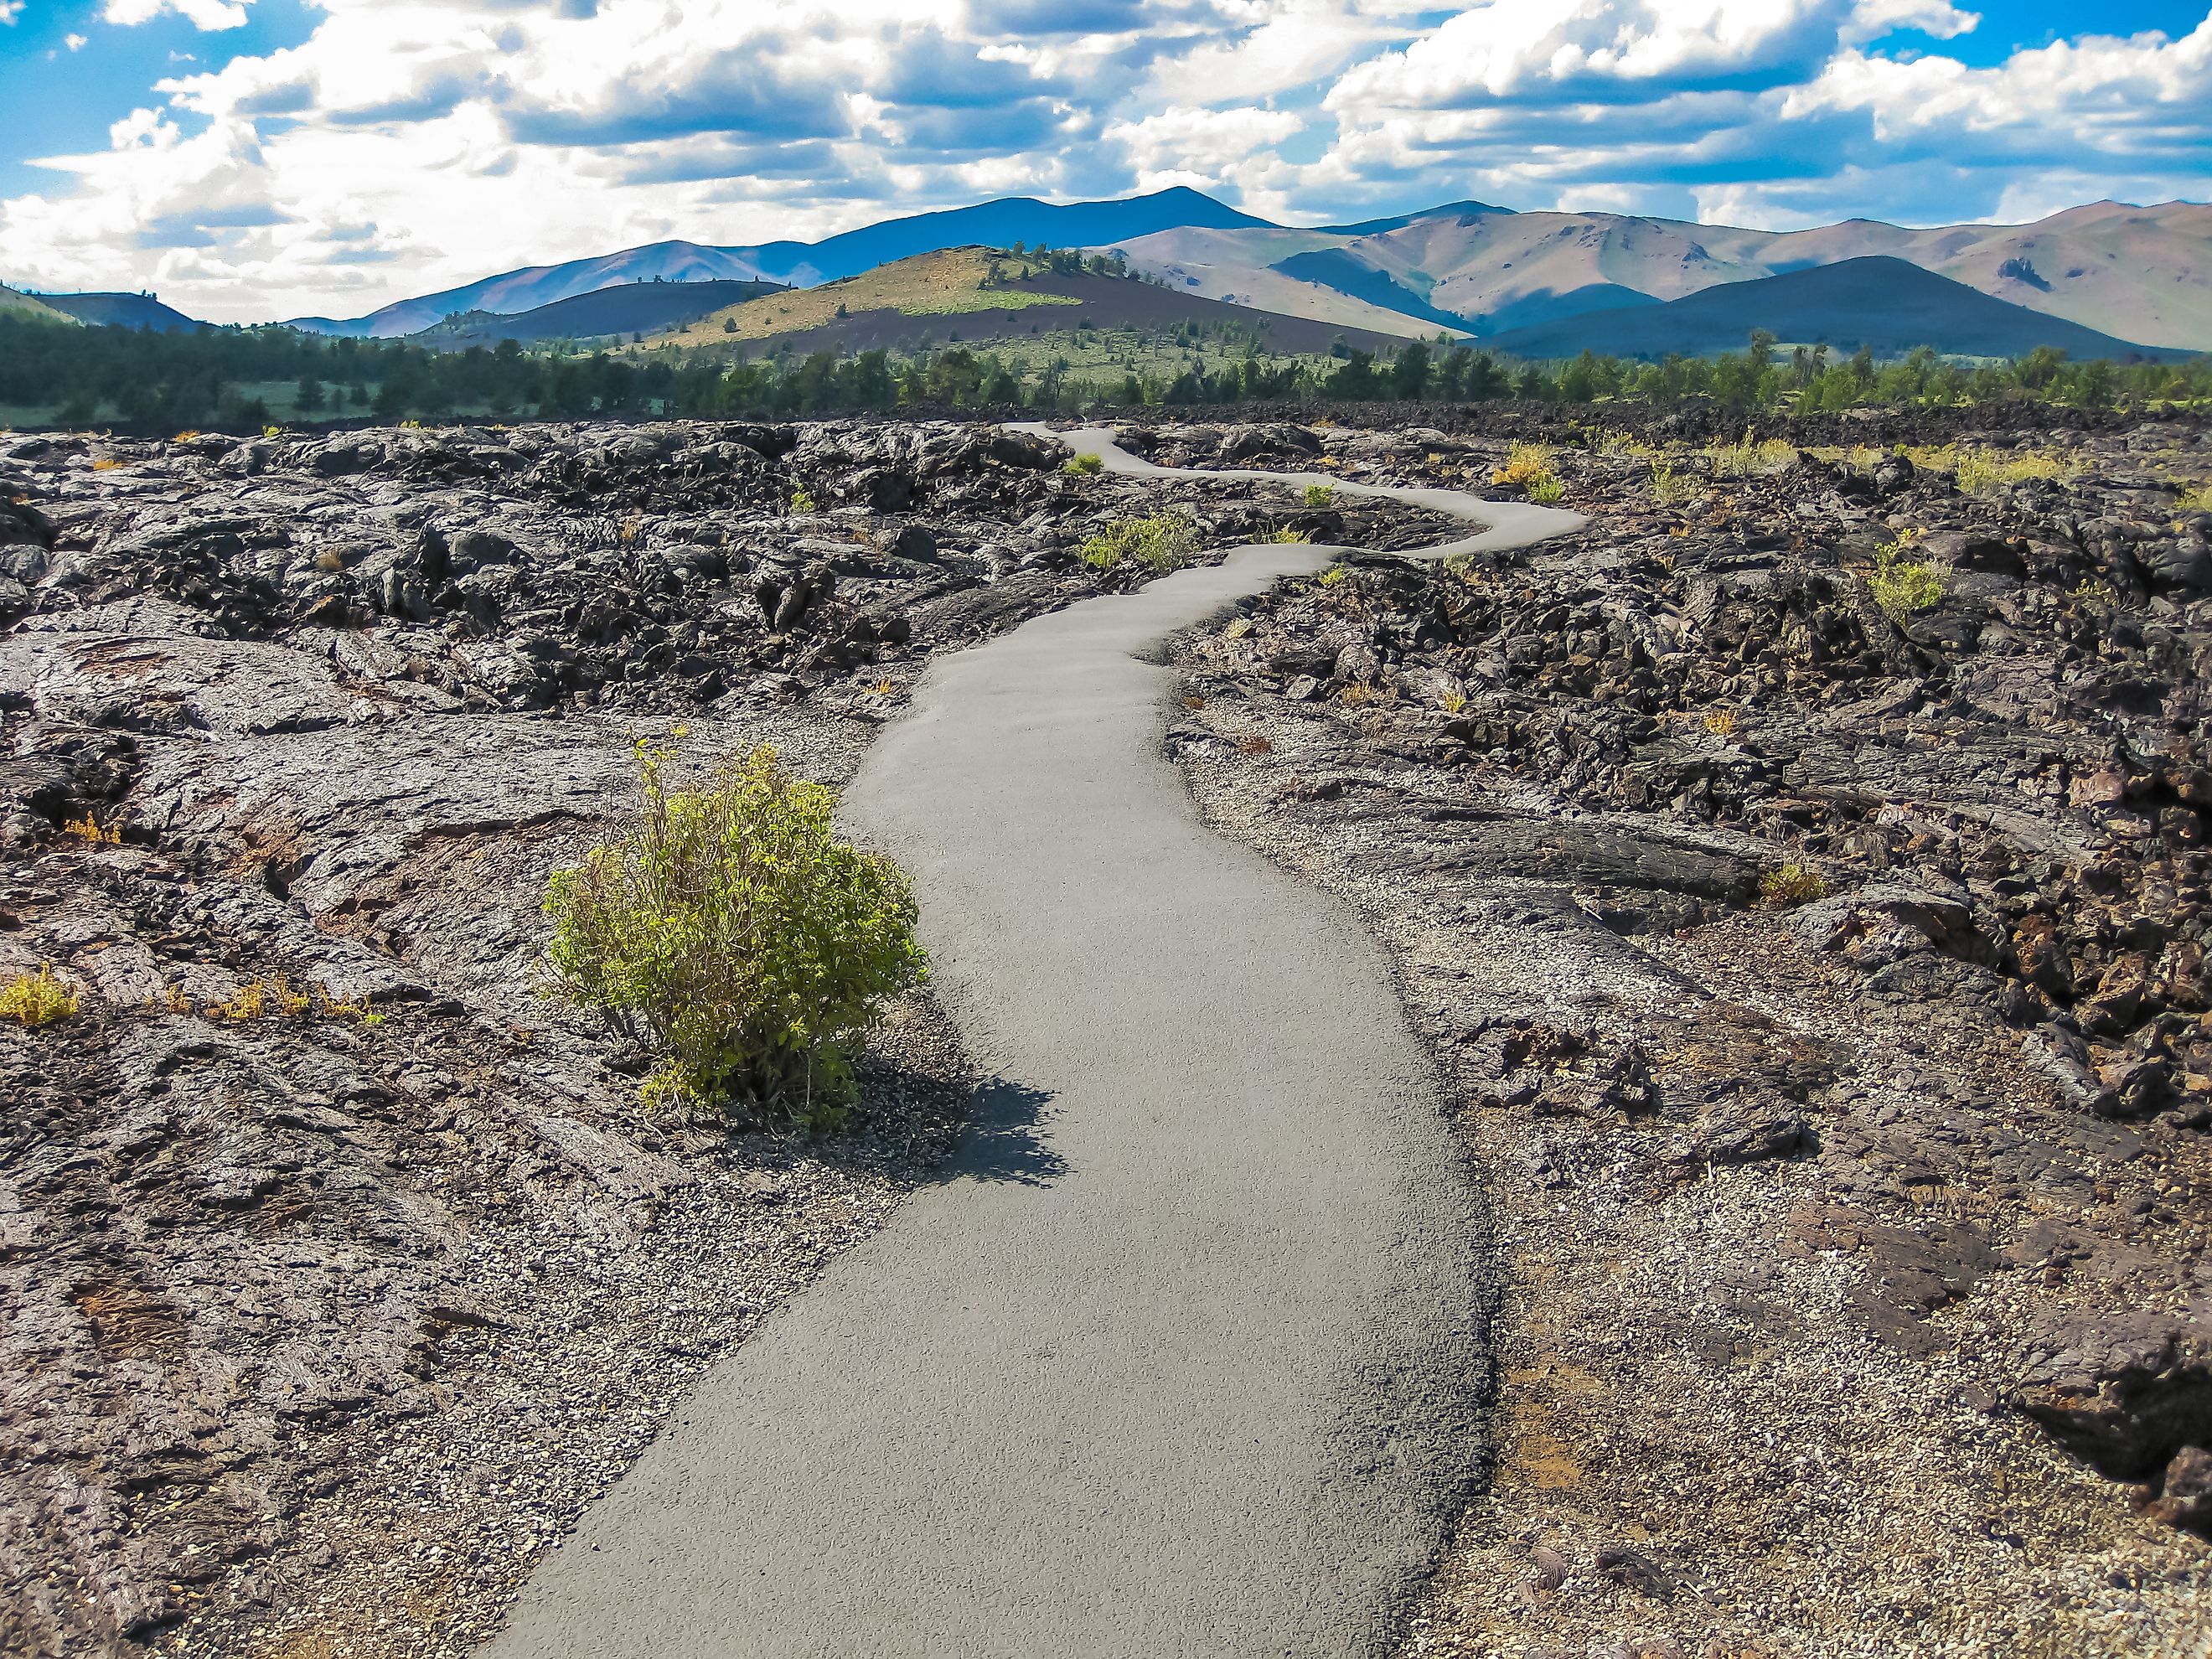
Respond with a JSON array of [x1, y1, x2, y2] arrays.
[[1155, 414, 2212, 1655], [0, 416, 1450, 1659]]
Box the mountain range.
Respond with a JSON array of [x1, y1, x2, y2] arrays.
[[1108, 198, 2212, 353], [285, 187, 1268, 339], [11, 189, 2208, 361], [1481, 258, 2182, 362]]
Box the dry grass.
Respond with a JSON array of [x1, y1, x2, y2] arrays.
[[1904, 444, 2080, 494], [1707, 432, 1796, 478]]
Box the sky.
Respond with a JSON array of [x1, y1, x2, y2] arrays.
[[0, 0, 2207, 324]]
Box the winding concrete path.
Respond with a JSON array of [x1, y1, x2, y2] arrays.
[[483, 429, 1582, 1657]]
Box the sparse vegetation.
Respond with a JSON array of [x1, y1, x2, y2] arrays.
[[1079, 512, 1200, 572], [1063, 452, 1103, 476], [1702, 707, 1738, 737], [1255, 525, 1311, 544], [1868, 530, 1945, 618], [0, 964, 80, 1026], [1302, 482, 1336, 507], [1317, 565, 1348, 587], [1650, 458, 1696, 505], [1495, 441, 1556, 489], [62, 813, 122, 844], [206, 974, 313, 1021], [543, 742, 927, 1128], [1760, 864, 1831, 907], [789, 486, 818, 515], [1495, 441, 1566, 502], [1908, 443, 2080, 493], [1715, 433, 1798, 477]]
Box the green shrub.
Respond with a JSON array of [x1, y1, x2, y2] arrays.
[[1063, 452, 1103, 476], [1868, 533, 1944, 618], [789, 486, 819, 514], [1255, 525, 1310, 544], [544, 742, 927, 1129], [1303, 482, 1336, 507], [1760, 864, 1829, 907], [0, 964, 78, 1026], [1080, 512, 1199, 572], [1527, 475, 1565, 504]]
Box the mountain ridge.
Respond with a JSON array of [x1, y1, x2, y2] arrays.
[[287, 188, 1273, 339], [1481, 256, 2181, 361]]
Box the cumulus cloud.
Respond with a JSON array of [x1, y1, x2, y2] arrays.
[[0, 0, 2206, 320], [105, 0, 254, 28]]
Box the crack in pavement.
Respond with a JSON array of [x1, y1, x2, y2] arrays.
[[479, 428, 1583, 1657]]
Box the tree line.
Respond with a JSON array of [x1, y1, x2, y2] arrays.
[[0, 313, 2204, 433]]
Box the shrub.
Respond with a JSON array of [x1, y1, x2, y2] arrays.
[[1063, 452, 1103, 476], [1761, 865, 1829, 907], [1495, 441, 1564, 501], [0, 965, 79, 1026], [1494, 441, 1553, 487], [543, 742, 926, 1128], [62, 814, 121, 844], [789, 487, 819, 515], [1650, 458, 1696, 505], [1317, 565, 1348, 587], [1868, 532, 1944, 618], [1256, 525, 1310, 544], [1702, 707, 1737, 737], [1302, 482, 1336, 507], [1079, 513, 1198, 572]]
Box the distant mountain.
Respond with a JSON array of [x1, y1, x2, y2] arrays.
[[1482, 257, 2179, 361], [288, 188, 1274, 339], [413, 279, 786, 350], [31, 292, 205, 332], [1109, 199, 2212, 353], [654, 246, 1419, 358], [0, 284, 81, 326]]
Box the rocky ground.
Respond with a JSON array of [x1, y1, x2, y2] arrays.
[[8, 407, 2210, 1659], [1159, 412, 2212, 1656], [0, 416, 1445, 1658]]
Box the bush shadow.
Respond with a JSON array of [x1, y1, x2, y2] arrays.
[[943, 1078, 1067, 1186]]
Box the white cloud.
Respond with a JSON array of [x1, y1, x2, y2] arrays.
[[67, 34, 90, 49], [0, 0, 2207, 323], [104, 0, 254, 28], [0, 1, 23, 23]]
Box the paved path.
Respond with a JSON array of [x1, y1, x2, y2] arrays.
[[483, 430, 1583, 1657]]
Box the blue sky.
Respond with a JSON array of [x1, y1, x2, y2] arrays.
[[2, 1, 2208, 323]]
